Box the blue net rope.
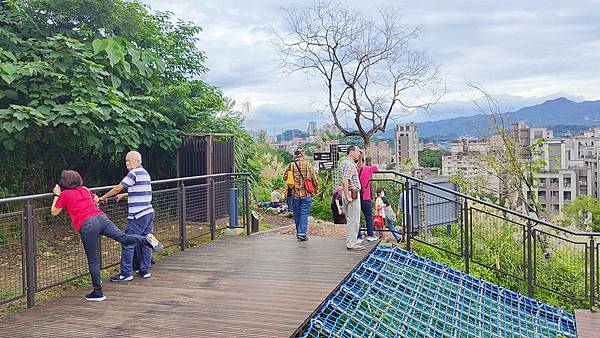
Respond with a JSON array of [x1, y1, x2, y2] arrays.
[[299, 246, 577, 337]]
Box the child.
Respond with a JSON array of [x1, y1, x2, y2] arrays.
[[382, 195, 402, 242], [374, 188, 386, 239]]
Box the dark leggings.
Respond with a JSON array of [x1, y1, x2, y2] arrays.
[[79, 214, 147, 291]]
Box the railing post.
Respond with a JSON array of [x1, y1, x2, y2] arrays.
[[404, 179, 411, 251], [209, 178, 216, 240], [463, 199, 469, 274], [590, 237, 596, 307], [244, 177, 251, 236], [526, 220, 534, 298], [24, 203, 36, 308], [178, 181, 187, 251]]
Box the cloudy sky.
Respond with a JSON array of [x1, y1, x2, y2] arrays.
[[144, 0, 600, 133]]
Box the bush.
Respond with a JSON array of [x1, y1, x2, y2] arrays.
[[413, 219, 588, 313], [311, 194, 333, 222]]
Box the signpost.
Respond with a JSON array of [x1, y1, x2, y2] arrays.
[[314, 144, 353, 173], [337, 144, 351, 154], [318, 161, 334, 170], [313, 152, 332, 161], [311, 143, 354, 185]]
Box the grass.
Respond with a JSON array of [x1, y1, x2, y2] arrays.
[[411, 220, 590, 313]]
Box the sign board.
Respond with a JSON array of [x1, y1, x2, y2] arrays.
[[313, 152, 332, 161], [337, 144, 351, 154], [318, 161, 335, 170]]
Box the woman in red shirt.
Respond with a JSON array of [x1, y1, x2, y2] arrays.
[[51, 170, 164, 301]]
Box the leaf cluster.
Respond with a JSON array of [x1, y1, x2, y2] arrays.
[[0, 0, 243, 194]]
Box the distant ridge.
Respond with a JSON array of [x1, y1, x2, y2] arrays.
[[412, 97, 600, 139]]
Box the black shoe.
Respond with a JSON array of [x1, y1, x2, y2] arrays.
[[85, 290, 106, 301], [300, 236, 308, 241], [110, 273, 133, 282]]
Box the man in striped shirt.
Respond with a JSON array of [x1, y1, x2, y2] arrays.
[[100, 151, 156, 281]]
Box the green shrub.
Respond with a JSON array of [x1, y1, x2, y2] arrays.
[[413, 218, 587, 313], [311, 194, 333, 222]]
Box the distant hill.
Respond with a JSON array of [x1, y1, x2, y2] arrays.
[[412, 97, 600, 139]]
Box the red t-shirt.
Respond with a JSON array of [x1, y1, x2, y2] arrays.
[[358, 165, 378, 200], [55, 187, 104, 232]]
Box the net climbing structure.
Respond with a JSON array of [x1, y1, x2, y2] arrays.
[[297, 246, 577, 338]]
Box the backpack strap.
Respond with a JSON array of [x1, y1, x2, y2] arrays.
[[294, 161, 306, 180]]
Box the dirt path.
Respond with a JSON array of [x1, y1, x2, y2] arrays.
[[255, 210, 347, 238]]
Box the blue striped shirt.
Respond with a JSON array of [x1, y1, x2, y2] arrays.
[[120, 166, 154, 219]]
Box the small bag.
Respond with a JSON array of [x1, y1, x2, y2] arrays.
[[294, 161, 316, 194], [373, 215, 384, 229], [286, 166, 295, 188]]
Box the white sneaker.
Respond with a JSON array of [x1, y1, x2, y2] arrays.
[[145, 234, 164, 254], [367, 236, 379, 242], [356, 238, 363, 245]]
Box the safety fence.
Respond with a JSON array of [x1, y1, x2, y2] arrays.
[[0, 173, 250, 308], [368, 170, 600, 311]]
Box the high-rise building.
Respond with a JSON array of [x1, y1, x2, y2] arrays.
[[512, 123, 592, 214], [369, 142, 391, 167], [394, 123, 419, 167], [511, 122, 553, 158], [307, 121, 317, 136]]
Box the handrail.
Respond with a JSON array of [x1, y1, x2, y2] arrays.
[[0, 172, 249, 204], [375, 170, 600, 237], [0, 171, 252, 308]]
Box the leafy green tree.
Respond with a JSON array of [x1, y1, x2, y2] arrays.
[[0, 0, 237, 194], [561, 196, 600, 232], [274, 148, 293, 164], [418, 148, 444, 168], [19, 0, 207, 80]]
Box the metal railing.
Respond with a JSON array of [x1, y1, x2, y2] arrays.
[[371, 170, 600, 310], [0, 173, 251, 308]]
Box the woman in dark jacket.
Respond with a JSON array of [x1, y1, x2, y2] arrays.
[[50, 170, 164, 301], [331, 186, 346, 224]]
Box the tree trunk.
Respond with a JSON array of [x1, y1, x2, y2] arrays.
[[362, 136, 372, 166]]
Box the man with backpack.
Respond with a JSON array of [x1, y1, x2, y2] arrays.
[[283, 149, 318, 241]]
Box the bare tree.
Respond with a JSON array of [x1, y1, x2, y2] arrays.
[[458, 84, 552, 258], [466, 83, 546, 217], [274, 1, 443, 162]]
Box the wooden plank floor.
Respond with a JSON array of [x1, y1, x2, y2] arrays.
[[575, 309, 600, 338], [0, 234, 374, 338]]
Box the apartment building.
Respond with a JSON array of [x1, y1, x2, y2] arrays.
[[518, 125, 595, 213], [442, 138, 500, 192], [369, 141, 392, 167], [394, 123, 419, 166], [534, 169, 591, 212]]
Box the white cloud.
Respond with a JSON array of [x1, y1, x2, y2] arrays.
[[144, 0, 600, 131]]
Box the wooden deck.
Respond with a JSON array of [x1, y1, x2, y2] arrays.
[[575, 309, 600, 338], [0, 234, 374, 338]]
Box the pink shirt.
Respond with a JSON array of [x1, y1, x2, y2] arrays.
[[358, 165, 378, 200]]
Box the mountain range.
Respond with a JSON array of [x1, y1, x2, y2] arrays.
[[405, 97, 600, 140]]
